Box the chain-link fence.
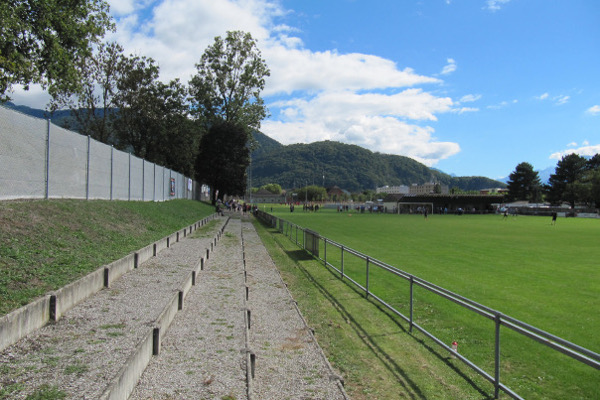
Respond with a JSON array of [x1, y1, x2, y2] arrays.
[[0, 105, 202, 201]]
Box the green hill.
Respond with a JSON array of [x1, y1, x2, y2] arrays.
[[250, 136, 504, 192]]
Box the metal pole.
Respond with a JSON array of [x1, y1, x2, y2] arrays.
[[86, 135, 91, 200], [128, 153, 131, 201], [494, 313, 501, 399], [142, 159, 145, 201], [409, 276, 414, 333], [110, 146, 113, 200], [366, 257, 370, 298], [341, 246, 345, 279], [45, 119, 50, 199], [324, 238, 327, 267]]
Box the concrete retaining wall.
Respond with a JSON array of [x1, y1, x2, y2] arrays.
[[99, 329, 154, 400], [106, 253, 136, 287], [0, 296, 51, 352], [135, 243, 155, 268], [155, 237, 168, 254], [51, 267, 105, 321], [155, 292, 180, 340]]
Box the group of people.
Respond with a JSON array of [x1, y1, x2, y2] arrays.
[[215, 199, 256, 216]]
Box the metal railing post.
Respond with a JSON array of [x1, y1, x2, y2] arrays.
[[324, 238, 327, 267], [341, 246, 345, 279], [366, 257, 370, 298], [494, 313, 501, 399], [410, 276, 414, 333]]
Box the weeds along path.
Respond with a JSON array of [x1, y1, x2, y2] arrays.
[[0, 218, 226, 399]]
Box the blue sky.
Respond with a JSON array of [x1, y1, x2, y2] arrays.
[[11, 0, 600, 180]]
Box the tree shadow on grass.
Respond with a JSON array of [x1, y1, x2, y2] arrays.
[[274, 234, 493, 399]]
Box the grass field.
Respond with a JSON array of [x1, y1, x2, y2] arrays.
[[259, 204, 599, 399]]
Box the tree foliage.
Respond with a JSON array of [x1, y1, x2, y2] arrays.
[[0, 0, 113, 101], [189, 30, 270, 135], [260, 183, 282, 194], [506, 162, 542, 202], [50, 41, 124, 143], [194, 121, 249, 203], [545, 153, 588, 207]]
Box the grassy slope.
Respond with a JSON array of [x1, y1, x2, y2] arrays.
[[0, 199, 214, 316], [261, 206, 599, 399]]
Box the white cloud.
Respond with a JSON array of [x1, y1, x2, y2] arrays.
[[440, 58, 457, 75], [567, 142, 578, 147], [487, 99, 517, 110], [459, 94, 481, 103], [486, 0, 511, 12], [550, 144, 600, 160], [262, 116, 460, 166], [586, 105, 600, 115], [536, 92, 549, 100], [536, 92, 570, 105]]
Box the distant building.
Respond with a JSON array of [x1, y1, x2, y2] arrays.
[[327, 186, 351, 201], [376, 185, 409, 195], [409, 183, 449, 195]]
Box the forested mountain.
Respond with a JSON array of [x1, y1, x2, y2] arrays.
[[250, 134, 504, 192]]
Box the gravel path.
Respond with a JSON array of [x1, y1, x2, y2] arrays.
[[0, 214, 348, 399], [0, 218, 225, 399], [129, 218, 247, 400]]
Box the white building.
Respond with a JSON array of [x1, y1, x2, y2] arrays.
[[376, 185, 410, 195], [409, 183, 449, 195]]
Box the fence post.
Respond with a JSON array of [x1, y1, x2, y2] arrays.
[[110, 146, 113, 201], [86, 135, 91, 200], [366, 256, 370, 298], [341, 246, 345, 279], [409, 276, 414, 333], [128, 153, 131, 201], [45, 119, 51, 199], [494, 313, 501, 399], [142, 159, 145, 201], [324, 238, 327, 267]]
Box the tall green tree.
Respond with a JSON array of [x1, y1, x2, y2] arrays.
[[190, 30, 270, 200], [50, 41, 124, 143], [506, 162, 542, 202], [189, 30, 270, 134], [0, 0, 113, 101], [545, 153, 587, 207], [195, 121, 249, 204]]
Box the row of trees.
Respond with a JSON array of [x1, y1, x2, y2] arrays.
[[506, 154, 600, 208], [2, 1, 269, 203]]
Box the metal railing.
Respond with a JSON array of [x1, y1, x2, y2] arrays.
[[255, 210, 600, 399]]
